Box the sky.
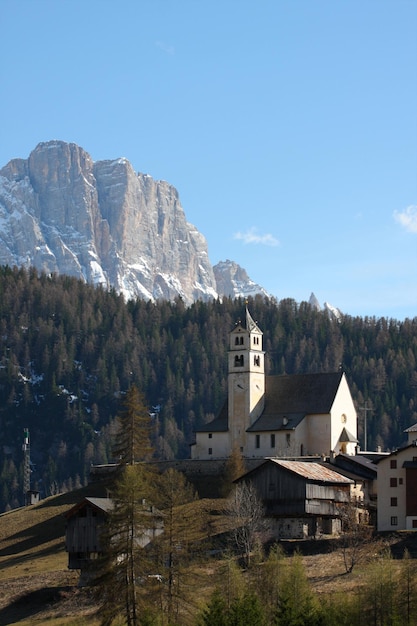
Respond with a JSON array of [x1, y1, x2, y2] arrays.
[[1, 1, 416, 320]]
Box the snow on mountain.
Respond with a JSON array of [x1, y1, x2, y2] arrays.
[[309, 292, 342, 320], [0, 141, 342, 311], [213, 260, 271, 300]]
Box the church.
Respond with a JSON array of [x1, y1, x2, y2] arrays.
[[191, 308, 358, 460]]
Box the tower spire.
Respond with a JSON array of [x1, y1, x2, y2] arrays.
[[245, 306, 260, 333]]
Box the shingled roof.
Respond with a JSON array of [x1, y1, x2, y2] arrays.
[[236, 458, 353, 484], [195, 371, 344, 433]]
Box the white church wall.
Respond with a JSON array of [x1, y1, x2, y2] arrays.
[[191, 431, 230, 460]]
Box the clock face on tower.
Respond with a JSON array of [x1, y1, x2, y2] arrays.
[[234, 375, 246, 391]]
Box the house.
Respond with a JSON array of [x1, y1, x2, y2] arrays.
[[376, 435, 417, 532], [64, 497, 164, 574], [236, 458, 354, 539], [330, 452, 379, 524], [191, 307, 358, 460]]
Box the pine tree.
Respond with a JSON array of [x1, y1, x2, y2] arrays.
[[199, 589, 229, 626], [112, 384, 153, 465], [94, 386, 159, 626], [274, 552, 321, 626], [229, 592, 266, 626], [152, 468, 205, 624]]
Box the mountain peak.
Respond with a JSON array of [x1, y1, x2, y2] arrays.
[[0, 141, 267, 305]]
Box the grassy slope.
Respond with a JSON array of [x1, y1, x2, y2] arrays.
[[0, 483, 229, 625], [0, 483, 109, 625], [2, 484, 417, 625]]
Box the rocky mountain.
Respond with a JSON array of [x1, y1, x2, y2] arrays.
[[309, 292, 342, 320], [0, 141, 266, 305], [213, 260, 270, 300]]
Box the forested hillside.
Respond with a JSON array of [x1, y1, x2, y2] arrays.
[[0, 266, 416, 511]]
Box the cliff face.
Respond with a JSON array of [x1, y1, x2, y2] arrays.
[[0, 141, 218, 304], [213, 260, 270, 300]]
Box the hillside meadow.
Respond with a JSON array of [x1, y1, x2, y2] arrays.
[[1, 483, 417, 624]]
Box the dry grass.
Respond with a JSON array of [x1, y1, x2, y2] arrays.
[[1, 488, 416, 625], [0, 483, 109, 624]]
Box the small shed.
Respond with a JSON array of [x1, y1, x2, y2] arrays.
[[64, 496, 165, 575], [236, 458, 354, 539], [64, 497, 113, 570]]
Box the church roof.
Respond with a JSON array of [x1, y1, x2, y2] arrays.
[[248, 371, 344, 432], [197, 401, 229, 432], [247, 412, 305, 432], [195, 371, 345, 433], [265, 371, 343, 413]]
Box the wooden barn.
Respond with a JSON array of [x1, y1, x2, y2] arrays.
[[64, 496, 164, 575], [236, 458, 354, 539], [64, 497, 113, 570]]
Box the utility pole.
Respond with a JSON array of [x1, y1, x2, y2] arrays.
[[360, 403, 373, 451], [22, 427, 30, 505]]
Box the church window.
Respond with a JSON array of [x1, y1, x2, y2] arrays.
[[234, 355, 244, 367], [255, 435, 260, 448], [208, 447, 212, 455], [254, 355, 260, 366], [208, 433, 212, 439], [253, 336, 259, 345], [270, 434, 275, 448], [286, 434, 291, 447]]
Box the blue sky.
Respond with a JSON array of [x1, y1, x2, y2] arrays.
[[1, 0, 416, 320]]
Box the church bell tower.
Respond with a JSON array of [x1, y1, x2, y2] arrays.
[[228, 307, 265, 454]]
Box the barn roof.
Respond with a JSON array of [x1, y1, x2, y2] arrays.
[[236, 458, 353, 485], [64, 497, 114, 519], [270, 459, 353, 483]]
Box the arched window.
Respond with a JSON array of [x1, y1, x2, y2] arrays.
[[234, 355, 244, 367], [254, 355, 260, 367]]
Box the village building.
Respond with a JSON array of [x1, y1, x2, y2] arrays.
[[64, 497, 113, 571], [64, 496, 163, 578], [191, 308, 358, 460], [235, 458, 354, 538], [330, 452, 379, 525], [376, 423, 417, 532]]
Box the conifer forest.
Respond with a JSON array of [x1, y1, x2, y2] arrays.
[[0, 265, 416, 512]]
